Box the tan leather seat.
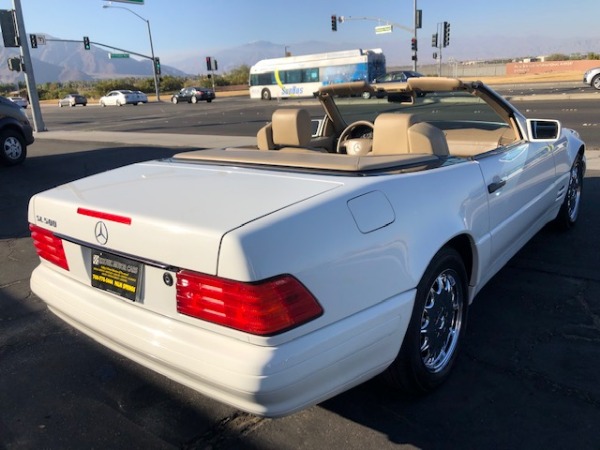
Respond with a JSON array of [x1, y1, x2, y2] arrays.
[[257, 108, 312, 150], [371, 113, 449, 156]]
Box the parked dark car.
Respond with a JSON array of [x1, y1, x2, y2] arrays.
[[58, 94, 87, 107], [171, 87, 215, 104], [364, 71, 424, 99], [373, 70, 424, 84], [0, 96, 34, 166]]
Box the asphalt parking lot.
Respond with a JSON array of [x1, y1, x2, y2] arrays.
[[1, 138, 599, 449]]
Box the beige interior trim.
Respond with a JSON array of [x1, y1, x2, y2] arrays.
[[173, 148, 438, 172]]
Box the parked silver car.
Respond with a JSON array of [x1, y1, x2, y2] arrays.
[[7, 96, 28, 108], [58, 94, 87, 107], [583, 67, 600, 90], [0, 96, 35, 165]]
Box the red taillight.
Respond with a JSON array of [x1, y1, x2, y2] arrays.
[[29, 224, 70, 271], [176, 271, 323, 336]]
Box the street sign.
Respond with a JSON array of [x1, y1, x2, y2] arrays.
[[37, 34, 46, 45], [109, 53, 130, 59], [375, 24, 393, 34]]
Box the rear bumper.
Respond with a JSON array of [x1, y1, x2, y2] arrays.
[[31, 264, 414, 417]]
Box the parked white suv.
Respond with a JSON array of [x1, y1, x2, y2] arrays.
[[583, 67, 600, 90]]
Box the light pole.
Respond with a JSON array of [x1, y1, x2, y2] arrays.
[[102, 4, 160, 101]]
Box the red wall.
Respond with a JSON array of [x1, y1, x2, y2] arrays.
[[506, 60, 599, 75]]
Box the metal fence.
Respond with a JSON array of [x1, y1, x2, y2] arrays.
[[390, 63, 507, 78]]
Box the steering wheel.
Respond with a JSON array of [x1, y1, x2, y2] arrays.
[[336, 120, 374, 154]]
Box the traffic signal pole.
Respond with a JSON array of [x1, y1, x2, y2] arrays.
[[13, 0, 45, 132], [412, 0, 418, 71], [333, 0, 421, 71]]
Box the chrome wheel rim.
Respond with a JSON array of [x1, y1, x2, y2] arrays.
[[3, 136, 22, 161], [420, 269, 463, 373], [566, 158, 583, 222]]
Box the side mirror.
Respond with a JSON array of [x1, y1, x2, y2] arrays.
[[526, 119, 561, 141]]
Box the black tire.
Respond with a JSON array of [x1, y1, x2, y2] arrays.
[[58, 102, 63, 108], [592, 74, 600, 90], [261, 88, 271, 101], [554, 153, 584, 230], [207, 99, 212, 103], [191, 96, 198, 104], [0, 129, 26, 166], [383, 247, 468, 394]]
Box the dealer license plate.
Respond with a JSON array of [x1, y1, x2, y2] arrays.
[[91, 250, 142, 301]]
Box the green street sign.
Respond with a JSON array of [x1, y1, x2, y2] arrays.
[[375, 24, 393, 34], [109, 53, 130, 59]]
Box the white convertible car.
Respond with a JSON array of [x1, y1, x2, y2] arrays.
[[29, 78, 585, 417]]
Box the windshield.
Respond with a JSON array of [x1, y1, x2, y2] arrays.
[[336, 90, 506, 127]]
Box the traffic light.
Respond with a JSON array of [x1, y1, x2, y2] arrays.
[[29, 34, 37, 49], [206, 56, 212, 71], [411, 38, 417, 52], [83, 36, 90, 50], [154, 57, 161, 75], [213, 59, 218, 71], [7, 57, 21, 72], [0, 10, 19, 48], [431, 33, 438, 48], [331, 15, 337, 32], [443, 22, 450, 47]]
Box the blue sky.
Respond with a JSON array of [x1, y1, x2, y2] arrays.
[[4, 0, 600, 66]]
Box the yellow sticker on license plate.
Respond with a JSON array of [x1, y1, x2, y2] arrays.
[[91, 250, 142, 301]]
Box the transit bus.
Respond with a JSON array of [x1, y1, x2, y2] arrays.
[[249, 48, 386, 100]]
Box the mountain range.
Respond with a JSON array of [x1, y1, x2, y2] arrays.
[[0, 37, 187, 84], [172, 34, 600, 74], [1, 34, 599, 84]]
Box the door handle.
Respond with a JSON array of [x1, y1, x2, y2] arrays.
[[488, 180, 506, 194]]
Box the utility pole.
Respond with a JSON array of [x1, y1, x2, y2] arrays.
[[13, 0, 45, 132]]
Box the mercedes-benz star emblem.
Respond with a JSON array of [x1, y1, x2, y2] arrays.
[[95, 221, 109, 245]]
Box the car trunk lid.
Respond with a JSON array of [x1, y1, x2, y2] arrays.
[[29, 159, 342, 274]]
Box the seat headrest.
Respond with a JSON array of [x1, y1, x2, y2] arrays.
[[407, 122, 450, 156], [372, 113, 417, 155], [272, 109, 312, 147]]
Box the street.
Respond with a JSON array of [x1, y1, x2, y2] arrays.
[[1, 100, 600, 448]]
